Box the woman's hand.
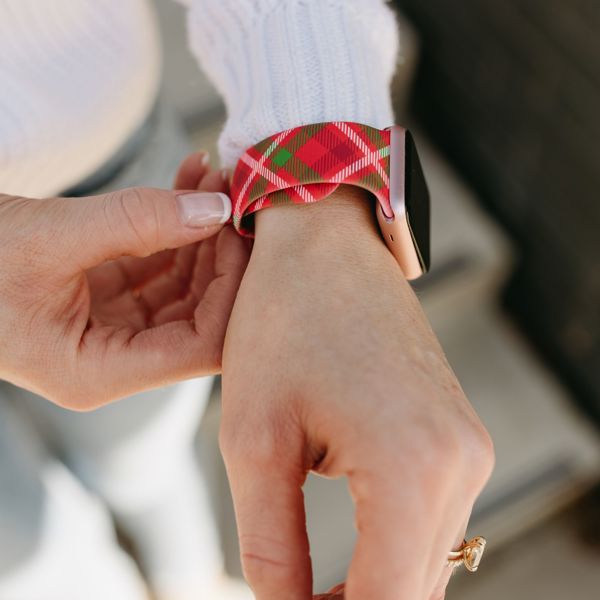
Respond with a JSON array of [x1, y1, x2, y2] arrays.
[[220, 188, 494, 600], [0, 152, 249, 410]]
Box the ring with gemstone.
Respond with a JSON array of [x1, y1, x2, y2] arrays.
[[446, 536, 487, 573]]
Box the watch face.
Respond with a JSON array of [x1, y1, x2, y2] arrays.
[[404, 131, 431, 273]]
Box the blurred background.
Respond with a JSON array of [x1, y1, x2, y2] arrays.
[[1, 1, 599, 598]]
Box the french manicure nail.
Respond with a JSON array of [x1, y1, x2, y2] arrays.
[[176, 192, 232, 227]]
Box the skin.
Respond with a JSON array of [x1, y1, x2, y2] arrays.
[[0, 152, 249, 409], [220, 186, 495, 600], [0, 150, 493, 598]]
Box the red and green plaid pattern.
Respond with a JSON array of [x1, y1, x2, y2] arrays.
[[231, 121, 393, 236]]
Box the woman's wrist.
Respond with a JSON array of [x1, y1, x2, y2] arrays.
[[254, 187, 384, 251]]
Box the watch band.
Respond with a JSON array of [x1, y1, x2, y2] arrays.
[[230, 121, 393, 236]]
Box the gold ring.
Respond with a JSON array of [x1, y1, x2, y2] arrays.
[[446, 536, 486, 573]]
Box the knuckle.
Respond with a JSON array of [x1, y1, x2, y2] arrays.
[[220, 405, 303, 469], [194, 306, 226, 351], [384, 411, 494, 497], [468, 422, 496, 482], [108, 187, 160, 256], [219, 420, 280, 468], [441, 417, 495, 491], [239, 534, 297, 587]]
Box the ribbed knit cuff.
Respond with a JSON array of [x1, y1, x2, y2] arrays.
[[185, 0, 399, 168]]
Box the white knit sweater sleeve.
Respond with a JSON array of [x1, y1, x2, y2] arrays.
[[183, 0, 399, 168]]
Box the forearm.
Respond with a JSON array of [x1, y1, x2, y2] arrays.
[[183, 0, 399, 168]]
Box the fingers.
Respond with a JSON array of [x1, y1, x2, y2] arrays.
[[150, 238, 217, 325], [75, 224, 248, 407], [219, 413, 312, 600], [135, 243, 201, 315], [49, 185, 231, 272], [173, 150, 211, 189], [313, 516, 468, 600], [341, 430, 493, 600], [150, 165, 247, 334], [427, 515, 470, 600], [423, 436, 493, 600], [86, 249, 176, 302], [84, 320, 224, 400], [344, 465, 434, 600], [140, 162, 234, 321], [88, 150, 214, 296], [69, 164, 245, 406], [193, 166, 230, 194], [192, 226, 249, 344]]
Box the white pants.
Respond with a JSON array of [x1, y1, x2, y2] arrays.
[[0, 378, 224, 600]]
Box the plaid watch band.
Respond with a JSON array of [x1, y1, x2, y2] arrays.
[[231, 121, 393, 236]]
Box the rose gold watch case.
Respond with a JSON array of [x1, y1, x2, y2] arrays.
[[376, 126, 430, 280]]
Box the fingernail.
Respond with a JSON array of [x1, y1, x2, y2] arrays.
[[176, 192, 231, 227], [200, 151, 210, 167], [221, 168, 230, 183]]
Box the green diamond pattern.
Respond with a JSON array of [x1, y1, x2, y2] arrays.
[[272, 148, 292, 167]]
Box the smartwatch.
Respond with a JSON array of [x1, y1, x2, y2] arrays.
[[230, 121, 430, 280]]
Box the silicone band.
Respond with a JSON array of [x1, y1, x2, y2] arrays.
[[231, 121, 393, 236]]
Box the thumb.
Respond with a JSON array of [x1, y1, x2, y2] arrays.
[[51, 187, 232, 270]]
